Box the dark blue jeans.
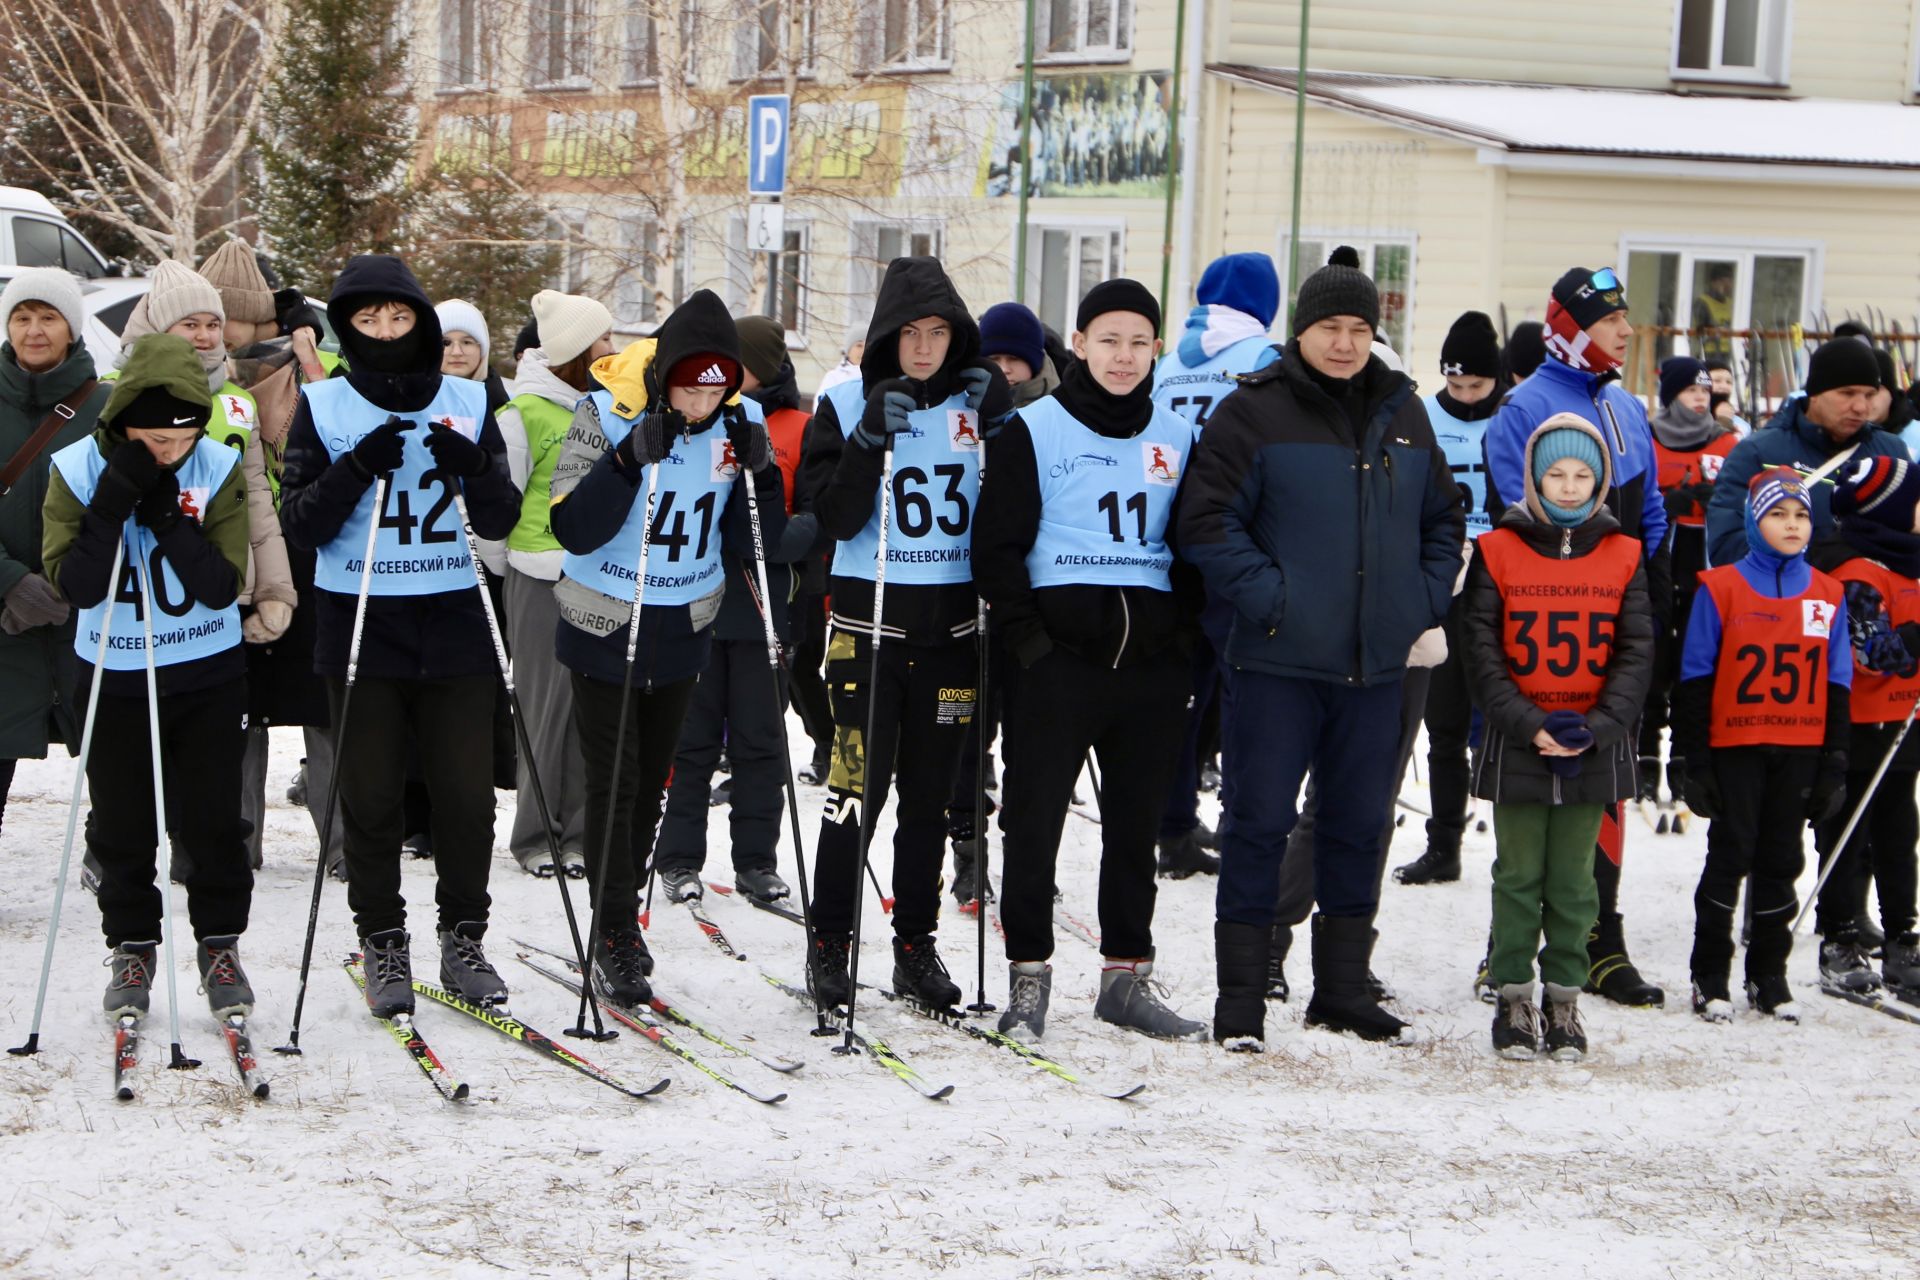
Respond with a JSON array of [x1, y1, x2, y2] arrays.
[[1217, 672, 1404, 926]]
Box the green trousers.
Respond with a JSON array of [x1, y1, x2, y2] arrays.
[[1490, 803, 1604, 989]]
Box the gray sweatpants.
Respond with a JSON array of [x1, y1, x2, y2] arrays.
[[240, 723, 345, 871], [505, 567, 586, 863]]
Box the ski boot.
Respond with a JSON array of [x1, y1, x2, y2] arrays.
[[659, 865, 704, 903], [1882, 932, 1920, 993], [949, 837, 993, 908], [1096, 956, 1205, 1040], [1304, 914, 1412, 1044], [807, 931, 852, 1008], [1491, 983, 1541, 1059], [1214, 921, 1269, 1051], [1542, 985, 1588, 1061], [1745, 973, 1799, 1023], [196, 935, 254, 1017], [1691, 975, 1734, 1024], [402, 831, 432, 860], [893, 934, 962, 1008], [438, 922, 508, 1006], [1393, 845, 1461, 886], [102, 941, 157, 1019], [735, 864, 791, 903], [998, 961, 1052, 1040], [1266, 922, 1291, 1002], [514, 846, 558, 878], [1156, 829, 1219, 880], [593, 927, 653, 1005], [359, 929, 414, 1018], [1585, 913, 1665, 1007], [1819, 929, 1883, 993], [797, 744, 831, 787]]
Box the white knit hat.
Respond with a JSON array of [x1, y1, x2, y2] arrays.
[[434, 299, 491, 372], [530, 289, 613, 367], [1, 267, 86, 345], [143, 260, 226, 335]]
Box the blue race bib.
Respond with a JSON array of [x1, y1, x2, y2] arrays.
[[823, 380, 979, 586], [1021, 396, 1190, 591], [1424, 392, 1492, 538], [1151, 334, 1275, 430]]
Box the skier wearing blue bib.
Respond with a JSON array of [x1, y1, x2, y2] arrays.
[[279, 255, 523, 1017], [546, 290, 784, 1006], [42, 334, 256, 1018], [976, 278, 1208, 1041], [796, 256, 1013, 1010]]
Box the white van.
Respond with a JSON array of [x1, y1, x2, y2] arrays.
[[0, 187, 114, 277]]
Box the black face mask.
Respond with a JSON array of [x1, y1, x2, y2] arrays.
[[347, 329, 425, 375], [1436, 386, 1500, 422]]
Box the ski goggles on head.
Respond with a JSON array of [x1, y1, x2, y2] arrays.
[[1589, 267, 1621, 293]]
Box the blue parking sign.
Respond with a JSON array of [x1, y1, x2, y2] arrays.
[[748, 95, 790, 196]]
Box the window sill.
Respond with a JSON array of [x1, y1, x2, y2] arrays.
[[1035, 49, 1134, 68], [435, 83, 496, 96], [528, 80, 595, 94], [864, 60, 954, 78], [1669, 67, 1789, 90], [730, 69, 819, 85]]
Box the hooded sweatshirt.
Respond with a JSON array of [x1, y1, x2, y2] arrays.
[[43, 335, 251, 698], [796, 256, 986, 645], [277, 254, 521, 681]]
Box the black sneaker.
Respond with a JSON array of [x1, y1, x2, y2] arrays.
[[807, 931, 852, 1008], [593, 928, 653, 1005], [1157, 830, 1220, 880], [1542, 991, 1588, 1061], [1393, 847, 1461, 885], [734, 864, 791, 903], [892, 934, 961, 1008], [1492, 985, 1541, 1059]]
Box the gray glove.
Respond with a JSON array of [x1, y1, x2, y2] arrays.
[[1, 572, 71, 635]]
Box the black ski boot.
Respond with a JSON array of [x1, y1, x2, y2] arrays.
[[1585, 913, 1665, 1007], [893, 934, 962, 1008], [1157, 829, 1219, 880], [1819, 928, 1881, 993], [196, 935, 254, 1017], [1542, 984, 1588, 1061], [1882, 932, 1920, 992], [659, 866, 704, 903], [593, 927, 653, 1005], [1304, 914, 1411, 1044], [1096, 957, 1206, 1040], [950, 837, 993, 907], [359, 929, 414, 1018], [1393, 846, 1461, 885], [1266, 922, 1291, 1002], [1213, 920, 1268, 1051], [998, 962, 1051, 1040], [1491, 983, 1541, 1059], [1692, 973, 1734, 1024], [807, 931, 852, 1008], [1745, 973, 1799, 1022], [734, 864, 790, 903], [102, 941, 157, 1018], [438, 921, 508, 1006]]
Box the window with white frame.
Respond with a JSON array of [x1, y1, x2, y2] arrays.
[[1622, 238, 1816, 403], [547, 210, 590, 293], [859, 0, 948, 70], [1280, 234, 1414, 357], [439, 0, 484, 88], [622, 1, 698, 83], [1022, 221, 1123, 338], [613, 217, 696, 328], [734, 0, 814, 80], [530, 0, 595, 87], [1672, 0, 1791, 85], [1037, 0, 1131, 62], [728, 216, 810, 334], [850, 219, 945, 307]]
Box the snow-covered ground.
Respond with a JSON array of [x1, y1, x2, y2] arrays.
[[1, 725, 1915, 1279]]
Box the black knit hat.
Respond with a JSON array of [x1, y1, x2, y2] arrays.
[[1291, 246, 1379, 336], [735, 314, 788, 385], [1658, 356, 1712, 407], [1806, 338, 1882, 398], [1440, 311, 1500, 379], [1550, 266, 1627, 330], [1505, 321, 1547, 380], [1075, 277, 1161, 335], [110, 384, 212, 433]]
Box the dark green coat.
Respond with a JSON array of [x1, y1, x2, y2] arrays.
[[0, 342, 108, 758]]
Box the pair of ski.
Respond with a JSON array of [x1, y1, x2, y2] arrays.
[[513, 939, 797, 1105], [342, 953, 669, 1104], [1820, 980, 1920, 1026], [111, 1013, 269, 1102], [700, 882, 1143, 1101]]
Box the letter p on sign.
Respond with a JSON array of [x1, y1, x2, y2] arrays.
[[748, 94, 790, 196]]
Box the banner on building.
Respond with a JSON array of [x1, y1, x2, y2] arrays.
[[980, 72, 1173, 199]]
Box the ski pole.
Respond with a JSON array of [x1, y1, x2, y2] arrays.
[[1791, 696, 1920, 938], [840, 440, 893, 1056], [278, 474, 387, 1055], [576, 455, 659, 1039], [133, 550, 199, 1072], [10, 539, 123, 1058], [735, 430, 830, 1031], [449, 483, 604, 1034], [967, 439, 993, 1016]]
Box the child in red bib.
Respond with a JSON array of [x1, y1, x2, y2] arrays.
[[1673, 467, 1851, 1023], [1464, 413, 1654, 1061]]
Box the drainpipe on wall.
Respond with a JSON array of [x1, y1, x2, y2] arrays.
[[1284, 0, 1311, 331], [1014, 0, 1040, 304]]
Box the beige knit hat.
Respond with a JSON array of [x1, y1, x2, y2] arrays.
[[141, 260, 225, 335], [531, 289, 613, 367], [198, 240, 276, 324]]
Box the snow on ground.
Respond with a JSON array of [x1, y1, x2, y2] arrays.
[[0, 724, 1916, 1279]]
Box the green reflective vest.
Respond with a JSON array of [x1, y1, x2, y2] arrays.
[[507, 393, 573, 555]]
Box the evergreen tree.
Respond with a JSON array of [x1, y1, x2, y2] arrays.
[[253, 0, 412, 294]]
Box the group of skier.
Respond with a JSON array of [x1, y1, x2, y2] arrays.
[[3, 233, 1918, 1076]]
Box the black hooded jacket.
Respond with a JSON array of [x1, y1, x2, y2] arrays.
[[548, 289, 787, 686], [278, 254, 521, 681], [796, 256, 984, 645]]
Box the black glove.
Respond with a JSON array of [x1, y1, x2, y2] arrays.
[[724, 405, 771, 472], [614, 413, 672, 472], [348, 415, 412, 480], [1681, 760, 1722, 821], [1808, 756, 1849, 825], [1007, 620, 1053, 669], [134, 468, 182, 533], [1663, 485, 1696, 518], [425, 421, 490, 478], [274, 287, 324, 340], [1688, 480, 1717, 509], [89, 441, 161, 526], [956, 361, 1014, 425], [853, 378, 917, 451]]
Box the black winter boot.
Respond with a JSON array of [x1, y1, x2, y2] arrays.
[[1213, 920, 1268, 1051], [1585, 912, 1665, 1007], [1304, 914, 1411, 1043], [1266, 922, 1291, 1001], [807, 931, 852, 1008], [1393, 846, 1461, 885]]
